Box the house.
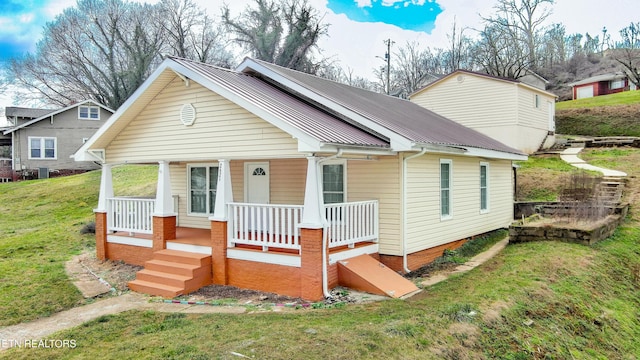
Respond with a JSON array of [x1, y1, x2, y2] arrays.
[[2, 100, 114, 179], [74, 57, 526, 301], [409, 69, 558, 154], [567, 72, 637, 100]]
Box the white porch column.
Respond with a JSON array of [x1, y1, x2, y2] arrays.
[[95, 163, 113, 213], [154, 161, 175, 216], [299, 156, 325, 229], [211, 159, 233, 221]]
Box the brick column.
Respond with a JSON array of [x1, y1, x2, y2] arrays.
[[152, 215, 176, 252], [211, 220, 228, 285], [300, 227, 326, 301], [95, 212, 108, 260]]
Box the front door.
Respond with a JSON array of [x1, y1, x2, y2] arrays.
[[245, 162, 270, 204]]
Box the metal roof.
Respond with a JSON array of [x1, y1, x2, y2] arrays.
[[169, 57, 388, 148], [241, 59, 524, 156], [567, 72, 627, 87]]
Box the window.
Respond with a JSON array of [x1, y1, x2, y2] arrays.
[[322, 161, 346, 204], [78, 105, 100, 120], [440, 159, 452, 219], [480, 162, 489, 213], [188, 164, 218, 215], [610, 79, 624, 89], [29, 137, 56, 159], [534, 94, 540, 108]]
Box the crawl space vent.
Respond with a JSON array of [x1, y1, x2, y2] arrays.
[[180, 103, 196, 126]]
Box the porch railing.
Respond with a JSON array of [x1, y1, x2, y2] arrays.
[[227, 200, 379, 252], [325, 200, 379, 248], [108, 197, 155, 234], [228, 203, 304, 251]]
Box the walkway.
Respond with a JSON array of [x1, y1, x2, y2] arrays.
[[560, 147, 627, 177]]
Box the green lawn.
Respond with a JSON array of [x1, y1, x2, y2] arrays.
[[556, 90, 640, 110], [1, 154, 640, 358]]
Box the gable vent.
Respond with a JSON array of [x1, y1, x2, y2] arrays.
[[180, 103, 196, 126]]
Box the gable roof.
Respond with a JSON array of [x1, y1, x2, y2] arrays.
[[567, 72, 627, 87], [76, 57, 526, 162], [237, 59, 525, 158], [3, 100, 114, 135], [410, 69, 558, 99]]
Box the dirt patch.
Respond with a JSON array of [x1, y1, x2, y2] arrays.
[[481, 300, 512, 325], [72, 252, 142, 295]]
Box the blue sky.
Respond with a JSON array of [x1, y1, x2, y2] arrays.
[[327, 0, 443, 33]]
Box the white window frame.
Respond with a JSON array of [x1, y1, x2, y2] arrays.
[[610, 79, 624, 89], [321, 159, 347, 204], [78, 105, 100, 120], [440, 159, 453, 220], [480, 162, 490, 214], [28, 136, 57, 160], [187, 163, 219, 217]]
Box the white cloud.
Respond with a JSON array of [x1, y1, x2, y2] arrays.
[[354, 0, 373, 7]]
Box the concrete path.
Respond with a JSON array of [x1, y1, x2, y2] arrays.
[[560, 147, 627, 177], [420, 237, 509, 287], [0, 293, 246, 351]]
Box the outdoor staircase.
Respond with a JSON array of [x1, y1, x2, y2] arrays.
[[597, 178, 625, 206], [128, 249, 212, 298], [337, 254, 420, 299]]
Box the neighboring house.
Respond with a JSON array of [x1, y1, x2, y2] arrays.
[[2, 100, 114, 179], [567, 72, 637, 100], [74, 57, 526, 301], [409, 69, 558, 154]]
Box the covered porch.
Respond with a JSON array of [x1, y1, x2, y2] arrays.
[[94, 157, 381, 300]]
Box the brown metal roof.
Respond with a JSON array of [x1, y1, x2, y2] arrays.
[[170, 57, 389, 149], [245, 59, 524, 155]]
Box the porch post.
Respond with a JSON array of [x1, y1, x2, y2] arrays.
[[210, 159, 233, 285], [152, 161, 176, 252], [94, 164, 113, 260], [300, 156, 327, 301]]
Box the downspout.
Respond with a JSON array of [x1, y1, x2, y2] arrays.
[[317, 149, 343, 298], [402, 148, 427, 274]]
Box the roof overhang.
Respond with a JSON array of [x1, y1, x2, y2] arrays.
[[411, 143, 527, 161]]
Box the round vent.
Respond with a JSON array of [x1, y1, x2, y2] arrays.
[[456, 75, 465, 83], [180, 103, 196, 126]]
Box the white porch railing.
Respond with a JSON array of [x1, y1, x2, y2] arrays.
[[227, 200, 379, 251], [325, 200, 379, 248], [108, 197, 155, 234], [228, 203, 304, 251]]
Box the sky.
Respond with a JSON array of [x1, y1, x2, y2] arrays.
[[0, 0, 638, 123]]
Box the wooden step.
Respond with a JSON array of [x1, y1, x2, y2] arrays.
[[128, 279, 184, 298], [135, 269, 192, 288], [145, 259, 201, 277]]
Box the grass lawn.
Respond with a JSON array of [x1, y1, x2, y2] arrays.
[[1, 153, 640, 359], [555, 91, 640, 137]]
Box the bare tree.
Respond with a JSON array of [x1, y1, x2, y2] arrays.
[[474, 23, 531, 79], [443, 18, 475, 72], [159, 0, 235, 66], [614, 22, 640, 88], [222, 0, 328, 72], [8, 0, 164, 109], [482, 0, 554, 69]]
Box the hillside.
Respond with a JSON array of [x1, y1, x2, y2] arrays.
[[555, 91, 640, 137]]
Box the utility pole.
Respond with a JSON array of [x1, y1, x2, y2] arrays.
[[383, 39, 394, 95]]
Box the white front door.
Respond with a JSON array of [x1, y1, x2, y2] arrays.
[[245, 162, 270, 204]]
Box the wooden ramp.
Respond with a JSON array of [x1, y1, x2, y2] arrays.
[[128, 249, 212, 298], [338, 255, 420, 299]]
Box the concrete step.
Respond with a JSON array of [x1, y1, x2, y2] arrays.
[[145, 259, 201, 277], [128, 279, 184, 298], [152, 249, 211, 266]]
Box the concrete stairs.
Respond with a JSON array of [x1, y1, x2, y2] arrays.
[[597, 178, 624, 206], [128, 249, 212, 298]]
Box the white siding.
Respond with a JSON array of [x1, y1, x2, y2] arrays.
[[404, 154, 513, 253], [411, 74, 517, 129], [106, 77, 300, 163]]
